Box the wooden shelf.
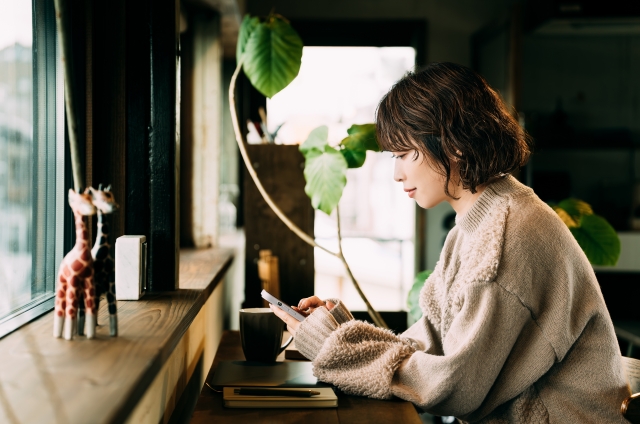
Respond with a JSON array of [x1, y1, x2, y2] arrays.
[[0, 248, 233, 424]]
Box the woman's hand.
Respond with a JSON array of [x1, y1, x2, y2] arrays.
[[270, 304, 301, 336], [270, 296, 335, 337], [296, 296, 335, 316]]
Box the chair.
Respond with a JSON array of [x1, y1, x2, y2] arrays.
[[621, 356, 640, 423]]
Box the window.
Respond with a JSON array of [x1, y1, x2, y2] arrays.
[[267, 46, 416, 311], [0, 0, 64, 337]]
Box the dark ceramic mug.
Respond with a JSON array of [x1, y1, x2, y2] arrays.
[[239, 308, 294, 362]]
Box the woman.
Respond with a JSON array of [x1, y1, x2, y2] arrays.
[[270, 62, 629, 423]]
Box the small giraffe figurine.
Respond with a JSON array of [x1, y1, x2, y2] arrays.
[[89, 184, 119, 336], [53, 188, 98, 340]]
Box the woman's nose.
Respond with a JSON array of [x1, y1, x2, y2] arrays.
[[393, 160, 404, 182]]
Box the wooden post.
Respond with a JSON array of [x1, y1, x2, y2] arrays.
[[243, 145, 314, 307], [92, 0, 126, 242], [124, 0, 151, 249], [148, 0, 180, 291]]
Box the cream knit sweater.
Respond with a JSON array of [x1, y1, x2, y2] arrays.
[[294, 176, 630, 423]]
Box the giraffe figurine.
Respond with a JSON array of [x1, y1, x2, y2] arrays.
[[53, 189, 98, 340], [88, 184, 119, 336]]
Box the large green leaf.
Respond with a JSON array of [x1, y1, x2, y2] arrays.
[[552, 206, 578, 228], [242, 17, 303, 98], [236, 15, 260, 62], [344, 124, 380, 152], [570, 214, 620, 266], [340, 147, 367, 168], [557, 198, 593, 221], [338, 124, 380, 168], [299, 125, 328, 155], [303, 146, 347, 215], [407, 270, 432, 325]]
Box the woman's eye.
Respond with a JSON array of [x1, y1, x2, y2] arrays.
[[391, 153, 405, 159]]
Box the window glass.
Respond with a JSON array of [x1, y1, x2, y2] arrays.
[[267, 47, 416, 311], [0, 0, 63, 336]]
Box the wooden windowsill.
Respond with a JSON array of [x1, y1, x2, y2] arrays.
[[0, 248, 233, 424]]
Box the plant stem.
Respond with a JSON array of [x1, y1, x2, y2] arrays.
[[229, 62, 335, 256], [54, 0, 83, 192], [335, 205, 388, 328], [229, 62, 388, 329]]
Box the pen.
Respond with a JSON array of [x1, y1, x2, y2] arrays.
[[235, 388, 321, 397]]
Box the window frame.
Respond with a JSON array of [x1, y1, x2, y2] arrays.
[[0, 0, 64, 338]]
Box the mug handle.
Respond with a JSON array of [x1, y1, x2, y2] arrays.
[[279, 335, 294, 354]]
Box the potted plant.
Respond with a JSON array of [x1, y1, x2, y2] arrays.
[[229, 13, 387, 327]]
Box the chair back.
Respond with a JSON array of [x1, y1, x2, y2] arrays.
[[621, 356, 640, 423], [623, 357, 640, 393]]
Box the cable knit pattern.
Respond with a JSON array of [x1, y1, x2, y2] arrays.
[[420, 195, 508, 336], [294, 176, 630, 423]]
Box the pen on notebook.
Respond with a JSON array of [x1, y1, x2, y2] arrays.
[[234, 388, 321, 397]]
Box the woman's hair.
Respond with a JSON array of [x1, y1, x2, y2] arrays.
[[376, 62, 532, 197]]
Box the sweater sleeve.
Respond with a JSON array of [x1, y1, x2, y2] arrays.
[[302, 281, 554, 414], [293, 298, 354, 360], [324, 298, 354, 325]]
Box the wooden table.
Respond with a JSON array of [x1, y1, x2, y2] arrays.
[[190, 331, 422, 424]]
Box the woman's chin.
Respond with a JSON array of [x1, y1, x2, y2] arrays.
[[415, 196, 444, 210]]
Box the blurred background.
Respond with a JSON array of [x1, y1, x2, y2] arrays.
[[2, 0, 640, 345], [1, 1, 639, 421], [220, 0, 640, 319]]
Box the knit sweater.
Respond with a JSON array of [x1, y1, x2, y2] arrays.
[[294, 175, 630, 423]]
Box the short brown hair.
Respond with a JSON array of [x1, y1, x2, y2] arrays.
[[376, 62, 532, 197]]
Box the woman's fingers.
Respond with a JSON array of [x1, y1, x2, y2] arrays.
[[270, 304, 300, 335], [291, 306, 310, 317], [298, 296, 325, 311], [295, 296, 336, 315]]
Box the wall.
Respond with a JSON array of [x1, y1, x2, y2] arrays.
[[181, 10, 224, 248], [246, 0, 518, 67], [521, 32, 640, 230], [522, 34, 640, 136]]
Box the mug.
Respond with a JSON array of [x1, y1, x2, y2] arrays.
[[239, 308, 293, 362]]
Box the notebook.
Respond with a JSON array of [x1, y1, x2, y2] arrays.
[[284, 344, 308, 361], [223, 387, 338, 408], [209, 360, 329, 388]]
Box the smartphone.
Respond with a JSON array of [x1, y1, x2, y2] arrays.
[[261, 290, 306, 322]]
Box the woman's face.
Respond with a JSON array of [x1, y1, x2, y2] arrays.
[[392, 149, 450, 209]]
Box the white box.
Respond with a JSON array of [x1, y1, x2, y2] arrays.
[[115, 235, 147, 300]]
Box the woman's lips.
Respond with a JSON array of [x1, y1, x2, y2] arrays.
[[405, 188, 416, 198]]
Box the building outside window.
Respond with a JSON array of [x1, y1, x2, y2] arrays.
[[0, 0, 64, 337]]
